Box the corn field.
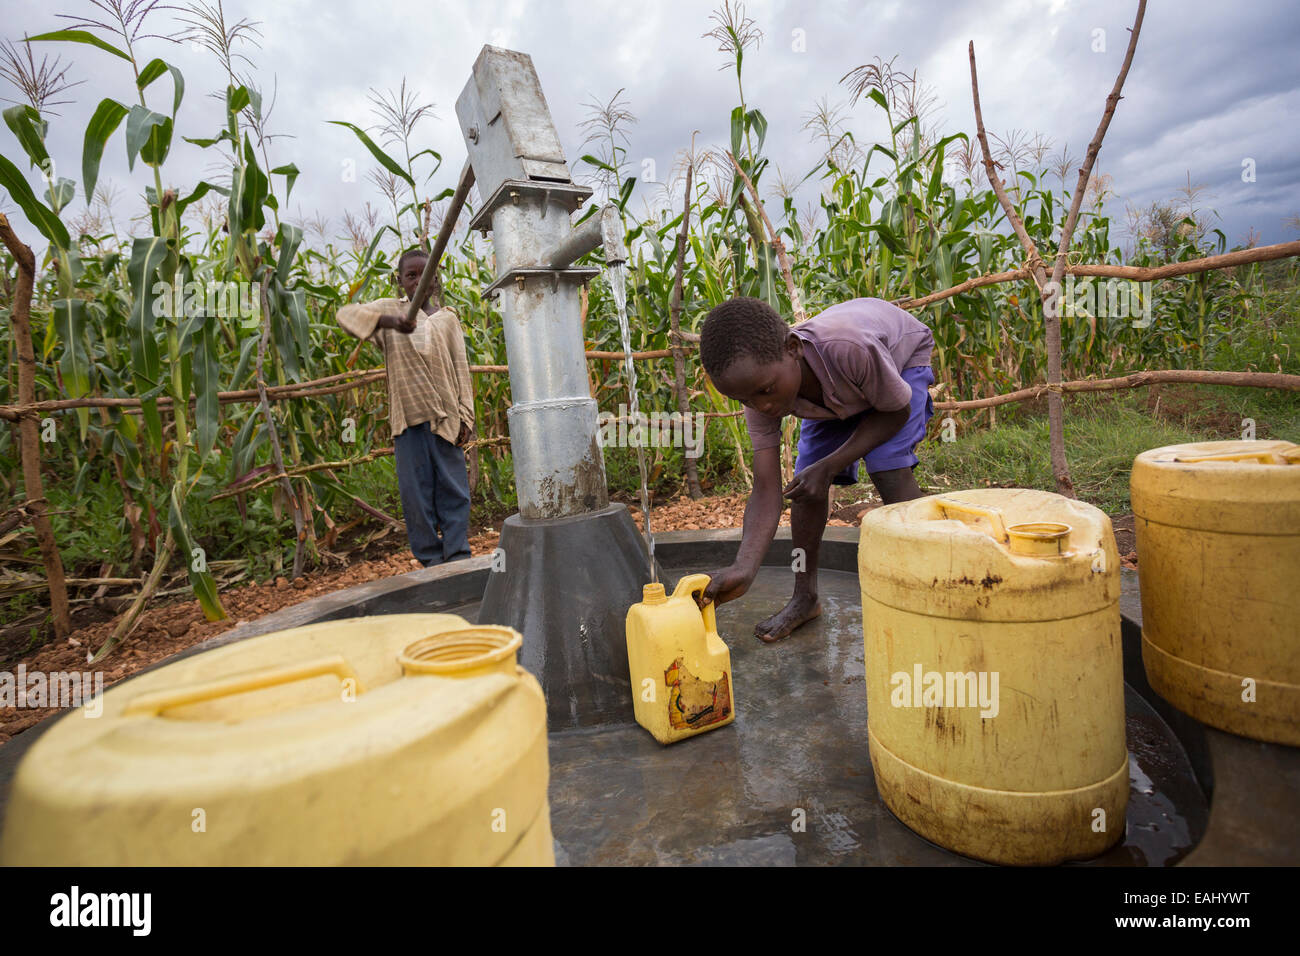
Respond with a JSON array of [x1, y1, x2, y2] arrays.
[[1, 1, 1297, 648]]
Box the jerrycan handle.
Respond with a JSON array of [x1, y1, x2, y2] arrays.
[[122, 655, 365, 718], [1173, 450, 1289, 465], [934, 497, 1009, 543], [672, 573, 718, 635]]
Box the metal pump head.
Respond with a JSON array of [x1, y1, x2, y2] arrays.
[[455, 46, 572, 200]]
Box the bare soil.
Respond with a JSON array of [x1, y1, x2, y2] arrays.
[[1141, 383, 1244, 435]]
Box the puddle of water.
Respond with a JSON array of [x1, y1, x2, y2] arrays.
[[1069, 688, 1209, 867]]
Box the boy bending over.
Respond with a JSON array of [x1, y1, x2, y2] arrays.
[[698, 296, 934, 641]]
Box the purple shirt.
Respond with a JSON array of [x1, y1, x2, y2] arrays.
[[743, 298, 933, 451]]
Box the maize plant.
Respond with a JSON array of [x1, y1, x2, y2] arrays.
[[0, 5, 1292, 646]]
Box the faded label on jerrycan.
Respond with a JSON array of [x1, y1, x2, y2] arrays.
[[665, 657, 732, 730]]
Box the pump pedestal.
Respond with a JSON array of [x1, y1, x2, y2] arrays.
[[457, 45, 657, 729], [479, 504, 664, 728]]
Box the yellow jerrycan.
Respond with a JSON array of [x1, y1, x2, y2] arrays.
[[860, 489, 1127, 866], [625, 573, 736, 744], [1131, 439, 1300, 745], [0, 615, 554, 866]]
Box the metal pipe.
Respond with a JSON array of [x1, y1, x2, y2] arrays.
[[490, 194, 607, 518], [404, 159, 475, 322], [547, 204, 626, 270], [455, 48, 624, 520], [461, 45, 657, 729]]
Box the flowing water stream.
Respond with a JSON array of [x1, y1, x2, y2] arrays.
[[605, 262, 656, 582]]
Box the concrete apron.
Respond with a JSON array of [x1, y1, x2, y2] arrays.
[[1, 527, 1296, 865]]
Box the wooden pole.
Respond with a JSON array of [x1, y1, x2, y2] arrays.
[[891, 239, 1300, 311], [0, 213, 71, 637], [970, 43, 1065, 493], [1044, 0, 1148, 493], [934, 368, 1300, 411]]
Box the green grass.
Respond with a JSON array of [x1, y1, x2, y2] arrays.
[[916, 388, 1299, 515]]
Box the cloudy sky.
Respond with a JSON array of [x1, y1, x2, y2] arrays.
[[3, 0, 1298, 254]]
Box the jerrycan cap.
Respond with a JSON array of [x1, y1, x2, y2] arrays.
[[1006, 521, 1072, 556], [400, 625, 522, 677]]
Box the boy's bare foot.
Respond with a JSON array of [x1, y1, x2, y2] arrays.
[[755, 593, 822, 643]]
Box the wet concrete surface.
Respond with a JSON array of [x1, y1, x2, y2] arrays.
[[0, 535, 1271, 866], [541, 566, 1206, 866]]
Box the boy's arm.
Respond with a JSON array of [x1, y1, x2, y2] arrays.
[[702, 444, 783, 606], [337, 301, 384, 340], [337, 299, 411, 340], [782, 404, 909, 501]]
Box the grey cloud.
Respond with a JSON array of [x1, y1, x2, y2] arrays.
[[1, 0, 1296, 249]]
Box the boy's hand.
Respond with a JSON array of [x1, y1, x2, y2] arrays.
[[456, 422, 473, 447], [699, 565, 754, 607], [379, 312, 417, 334], [782, 460, 833, 503]]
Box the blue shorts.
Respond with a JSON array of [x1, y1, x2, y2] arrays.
[[794, 366, 934, 484]]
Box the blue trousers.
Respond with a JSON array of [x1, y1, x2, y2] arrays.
[[795, 366, 935, 483], [393, 421, 471, 567]]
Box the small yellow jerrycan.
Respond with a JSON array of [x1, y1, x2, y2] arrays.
[[625, 573, 736, 744]]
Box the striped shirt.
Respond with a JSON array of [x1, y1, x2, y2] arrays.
[[336, 297, 475, 443]]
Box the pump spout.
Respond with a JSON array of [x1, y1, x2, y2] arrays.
[[547, 203, 626, 270]]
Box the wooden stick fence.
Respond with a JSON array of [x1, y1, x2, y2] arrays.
[[4, 277, 1297, 426], [7, 232, 1297, 425]]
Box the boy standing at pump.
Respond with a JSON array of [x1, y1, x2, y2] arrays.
[[698, 296, 935, 642], [337, 248, 476, 567]]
